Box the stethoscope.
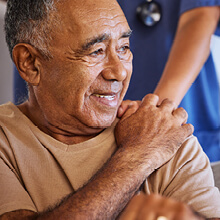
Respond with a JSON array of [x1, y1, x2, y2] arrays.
[[136, 0, 162, 27]]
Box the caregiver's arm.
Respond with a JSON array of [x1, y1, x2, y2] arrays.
[[154, 6, 220, 106]]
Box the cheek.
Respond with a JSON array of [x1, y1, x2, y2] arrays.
[[123, 61, 133, 83], [62, 65, 103, 107], [122, 52, 133, 78], [120, 62, 133, 96], [56, 62, 99, 92], [38, 63, 81, 104]]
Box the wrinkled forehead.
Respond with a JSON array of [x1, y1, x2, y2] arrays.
[[57, 0, 125, 18], [55, 0, 129, 37]]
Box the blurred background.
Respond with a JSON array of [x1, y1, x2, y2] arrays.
[[0, 0, 13, 104]]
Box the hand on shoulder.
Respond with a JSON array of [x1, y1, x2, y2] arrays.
[[115, 94, 194, 171]]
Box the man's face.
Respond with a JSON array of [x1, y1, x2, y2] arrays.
[[35, 0, 132, 131]]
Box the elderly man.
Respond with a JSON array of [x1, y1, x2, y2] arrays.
[[0, 0, 220, 219]]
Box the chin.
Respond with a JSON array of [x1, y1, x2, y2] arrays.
[[88, 113, 117, 129]]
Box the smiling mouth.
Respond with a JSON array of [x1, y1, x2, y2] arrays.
[[91, 92, 120, 107], [93, 94, 116, 100]]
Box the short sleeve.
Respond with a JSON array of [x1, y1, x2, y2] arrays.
[[0, 130, 37, 218], [179, 1, 220, 45], [144, 136, 220, 218], [0, 157, 37, 216], [180, 0, 220, 15]]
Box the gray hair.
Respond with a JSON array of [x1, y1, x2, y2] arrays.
[[4, 0, 60, 60]]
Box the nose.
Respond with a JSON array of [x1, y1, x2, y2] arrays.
[[101, 52, 127, 82]]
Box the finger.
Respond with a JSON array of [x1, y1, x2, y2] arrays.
[[181, 123, 194, 137], [157, 196, 181, 220], [141, 94, 159, 107], [117, 100, 140, 118], [137, 194, 168, 220], [117, 100, 132, 118], [119, 193, 146, 220], [159, 98, 176, 111], [172, 107, 188, 124], [119, 102, 140, 120], [137, 200, 157, 220], [138, 211, 156, 220]]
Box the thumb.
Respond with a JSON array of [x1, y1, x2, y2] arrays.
[[120, 101, 140, 121]]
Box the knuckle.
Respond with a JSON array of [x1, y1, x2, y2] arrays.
[[129, 102, 139, 111], [183, 123, 194, 134], [123, 100, 132, 106], [179, 107, 187, 114], [142, 93, 159, 102], [147, 93, 158, 99], [159, 98, 175, 109], [163, 98, 175, 105], [136, 100, 142, 107], [189, 124, 194, 133], [124, 99, 131, 104], [175, 107, 188, 118], [131, 101, 140, 108]]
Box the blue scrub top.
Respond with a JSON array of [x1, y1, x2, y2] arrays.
[[118, 0, 220, 161]]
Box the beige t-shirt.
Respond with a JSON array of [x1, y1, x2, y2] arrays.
[[0, 102, 220, 218]]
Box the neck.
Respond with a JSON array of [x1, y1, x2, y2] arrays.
[[18, 100, 104, 145]]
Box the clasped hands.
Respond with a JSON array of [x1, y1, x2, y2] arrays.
[[116, 94, 198, 220], [116, 94, 193, 170]]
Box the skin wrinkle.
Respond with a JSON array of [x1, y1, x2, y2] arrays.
[[87, 14, 126, 24], [75, 5, 121, 20], [64, 31, 132, 68], [65, 50, 105, 67], [78, 30, 132, 55], [25, 0, 131, 139], [88, 20, 128, 28], [74, 4, 126, 28]]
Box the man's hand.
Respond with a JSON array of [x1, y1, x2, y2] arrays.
[[119, 193, 204, 220], [117, 100, 141, 118], [115, 94, 194, 173]]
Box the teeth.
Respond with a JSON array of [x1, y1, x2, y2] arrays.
[[94, 94, 115, 100]]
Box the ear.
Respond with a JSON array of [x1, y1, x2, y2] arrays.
[[12, 43, 42, 86]]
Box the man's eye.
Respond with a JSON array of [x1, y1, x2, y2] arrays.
[[118, 45, 130, 53], [90, 48, 104, 56]]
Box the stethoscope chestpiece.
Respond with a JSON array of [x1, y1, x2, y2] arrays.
[[136, 0, 161, 27]]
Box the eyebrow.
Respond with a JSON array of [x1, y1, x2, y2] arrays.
[[121, 29, 133, 39], [81, 29, 133, 51], [82, 34, 110, 50]]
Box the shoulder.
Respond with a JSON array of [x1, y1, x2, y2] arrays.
[[174, 135, 208, 166], [160, 135, 208, 175], [0, 102, 33, 162], [0, 102, 18, 123], [0, 102, 31, 129], [145, 135, 213, 194], [144, 136, 220, 217]]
